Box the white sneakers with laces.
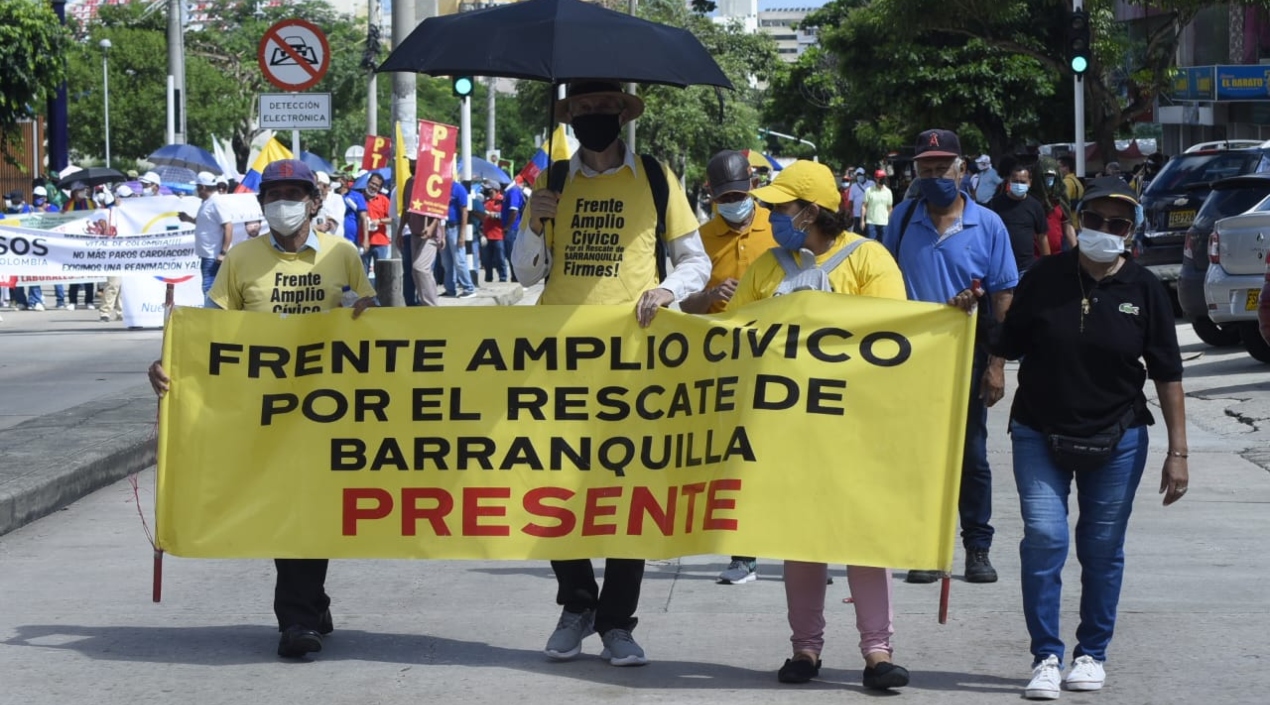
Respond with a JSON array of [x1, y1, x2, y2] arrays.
[[1065, 655, 1106, 691], [1025, 655, 1062, 700]]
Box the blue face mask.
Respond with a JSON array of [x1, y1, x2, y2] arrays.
[[716, 196, 755, 224], [917, 178, 960, 208], [1008, 182, 1029, 198], [770, 207, 810, 250]]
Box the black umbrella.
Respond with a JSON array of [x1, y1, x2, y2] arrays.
[[376, 0, 732, 90], [57, 166, 128, 190]]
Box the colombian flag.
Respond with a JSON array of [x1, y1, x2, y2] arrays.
[[235, 138, 295, 193], [516, 124, 573, 186]]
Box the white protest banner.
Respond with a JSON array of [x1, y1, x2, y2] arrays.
[[0, 226, 197, 277], [109, 196, 206, 328]]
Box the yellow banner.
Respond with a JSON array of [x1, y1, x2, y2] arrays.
[[156, 293, 974, 570]]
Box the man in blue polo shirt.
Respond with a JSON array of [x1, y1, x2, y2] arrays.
[[882, 128, 1019, 586], [441, 179, 475, 298]]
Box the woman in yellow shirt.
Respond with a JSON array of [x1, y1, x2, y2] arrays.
[[727, 160, 910, 691]]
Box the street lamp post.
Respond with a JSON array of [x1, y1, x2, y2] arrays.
[[100, 38, 112, 168]]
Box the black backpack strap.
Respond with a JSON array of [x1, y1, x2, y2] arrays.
[[640, 154, 670, 282], [891, 197, 923, 259]]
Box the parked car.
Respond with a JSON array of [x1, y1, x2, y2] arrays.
[[1205, 205, 1270, 362], [1177, 174, 1270, 346], [1136, 145, 1270, 299]]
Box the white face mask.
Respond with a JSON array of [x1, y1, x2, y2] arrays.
[[264, 200, 310, 237], [1077, 229, 1126, 263]]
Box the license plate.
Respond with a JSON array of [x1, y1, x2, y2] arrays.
[[1168, 210, 1196, 229], [1246, 289, 1261, 311]]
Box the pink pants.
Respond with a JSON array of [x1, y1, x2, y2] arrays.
[[784, 561, 894, 658]]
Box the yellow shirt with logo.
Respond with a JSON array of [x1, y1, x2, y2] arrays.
[[698, 206, 778, 313], [209, 230, 375, 313], [727, 233, 908, 308], [531, 159, 699, 305]]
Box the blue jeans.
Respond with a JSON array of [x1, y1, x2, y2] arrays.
[[960, 349, 994, 551], [482, 240, 508, 281], [200, 257, 220, 297], [866, 224, 886, 240], [442, 225, 475, 294], [53, 285, 65, 306], [1012, 420, 1149, 665], [360, 245, 390, 277], [25, 285, 44, 306]]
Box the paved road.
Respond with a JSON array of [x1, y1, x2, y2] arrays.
[[1, 310, 1268, 704]]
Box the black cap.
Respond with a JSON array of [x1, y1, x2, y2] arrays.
[[5, 190, 22, 200], [913, 129, 961, 159], [1081, 176, 1139, 207], [706, 150, 752, 197]]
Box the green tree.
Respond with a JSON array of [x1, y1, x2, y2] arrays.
[[764, 0, 1057, 168], [0, 0, 69, 167]]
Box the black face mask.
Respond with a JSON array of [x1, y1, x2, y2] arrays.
[[571, 113, 622, 152]]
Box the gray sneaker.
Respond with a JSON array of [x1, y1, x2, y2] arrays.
[[543, 608, 594, 660], [718, 559, 757, 584], [599, 628, 648, 666]]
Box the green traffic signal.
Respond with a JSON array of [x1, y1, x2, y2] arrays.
[[1067, 10, 1090, 76], [453, 76, 474, 98]]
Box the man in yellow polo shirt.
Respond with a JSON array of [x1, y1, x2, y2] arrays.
[[682, 150, 777, 316], [511, 80, 710, 667], [146, 159, 376, 661]]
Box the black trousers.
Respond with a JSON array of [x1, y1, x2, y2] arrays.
[[274, 559, 330, 631], [551, 558, 644, 634]]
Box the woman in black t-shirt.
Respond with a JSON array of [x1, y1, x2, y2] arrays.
[[988, 177, 1189, 701]]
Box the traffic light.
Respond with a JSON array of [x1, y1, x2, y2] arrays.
[[1067, 9, 1091, 76], [452, 76, 474, 98]]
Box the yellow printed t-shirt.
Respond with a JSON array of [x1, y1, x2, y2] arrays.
[[209, 230, 375, 313], [531, 159, 699, 305], [698, 206, 778, 313], [727, 233, 908, 309]]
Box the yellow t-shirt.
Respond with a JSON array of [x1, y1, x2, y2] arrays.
[[209, 230, 375, 313], [727, 233, 908, 308], [698, 206, 778, 313], [531, 159, 699, 305]]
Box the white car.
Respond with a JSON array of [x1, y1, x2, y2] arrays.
[[1205, 203, 1270, 362]]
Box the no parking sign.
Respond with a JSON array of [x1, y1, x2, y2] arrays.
[[257, 19, 331, 92]]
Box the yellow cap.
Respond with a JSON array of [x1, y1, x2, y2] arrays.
[[750, 160, 841, 212]]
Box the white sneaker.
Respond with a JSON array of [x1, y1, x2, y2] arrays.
[[1025, 655, 1062, 700], [718, 559, 757, 584], [32, 303, 45, 311], [1065, 655, 1105, 691], [85, 303, 96, 310], [66, 304, 75, 311]]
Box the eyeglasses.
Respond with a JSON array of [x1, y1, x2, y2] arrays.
[[1079, 210, 1135, 237]]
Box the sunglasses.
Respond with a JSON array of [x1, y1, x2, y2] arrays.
[[1079, 210, 1135, 237]]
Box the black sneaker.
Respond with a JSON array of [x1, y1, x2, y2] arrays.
[[778, 656, 821, 683], [277, 625, 323, 658], [863, 661, 910, 690], [905, 569, 940, 584], [965, 550, 998, 583]]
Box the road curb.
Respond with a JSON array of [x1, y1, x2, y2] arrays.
[[0, 395, 157, 537]]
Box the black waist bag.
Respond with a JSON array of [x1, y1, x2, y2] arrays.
[[1045, 407, 1137, 474]]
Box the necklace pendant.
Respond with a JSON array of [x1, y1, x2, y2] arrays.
[[1081, 298, 1090, 315]]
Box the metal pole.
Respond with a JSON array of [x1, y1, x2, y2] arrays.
[[486, 77, 496, 158], [626, 0, 637, 150], [461, 94, 474, 276], [367, 0, 379, 138], [167, 0, 186, 143], [1074, 0, 1086, 178], [47, 0, 69, 173], [166, 75, 175, 145], [101, 40, 111, 168], [391, 0, 417, 156]]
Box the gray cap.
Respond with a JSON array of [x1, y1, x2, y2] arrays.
[[706, 150, 752, 198]]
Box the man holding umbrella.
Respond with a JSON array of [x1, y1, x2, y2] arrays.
[[512, 80, 710, 667]]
